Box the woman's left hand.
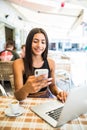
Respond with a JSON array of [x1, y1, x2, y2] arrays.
[[56, 91, 68, 103]]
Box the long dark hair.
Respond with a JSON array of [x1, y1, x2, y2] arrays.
[[24, 28, 49, 77]]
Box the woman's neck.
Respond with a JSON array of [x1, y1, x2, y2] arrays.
[[32, 55, 44, 68]]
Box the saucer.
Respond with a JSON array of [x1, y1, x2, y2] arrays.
[[5, 107, 25, 117]]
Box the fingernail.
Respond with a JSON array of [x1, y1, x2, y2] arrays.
[[48, 82, 52, 85]]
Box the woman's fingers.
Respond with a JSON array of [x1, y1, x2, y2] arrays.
[[38, 77, 52, 86], [57, 91, 68, 103], [27, 75, 52, 93], [33, 77, 52, 92], [35, 74, 49, 81]]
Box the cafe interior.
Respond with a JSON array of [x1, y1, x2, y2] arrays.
[[0, 0, 87, 129]]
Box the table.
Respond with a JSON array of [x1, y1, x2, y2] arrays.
[[0, 96, 87, 130]]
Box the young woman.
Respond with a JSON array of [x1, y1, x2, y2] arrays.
[[13, 28, 67, 102]]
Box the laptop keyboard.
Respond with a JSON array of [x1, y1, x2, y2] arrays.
[[46, 106, 63, 121]]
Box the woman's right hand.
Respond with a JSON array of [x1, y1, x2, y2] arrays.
[[25, 75, 52, 94]]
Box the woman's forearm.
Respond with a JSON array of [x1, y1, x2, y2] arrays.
[[49, 85, 60, 97], [14, 85, 29, 101]]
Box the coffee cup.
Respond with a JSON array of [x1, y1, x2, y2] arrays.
[[9, 100, 20, 115]]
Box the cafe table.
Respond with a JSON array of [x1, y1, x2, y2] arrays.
[[0, 96, 87, 130]]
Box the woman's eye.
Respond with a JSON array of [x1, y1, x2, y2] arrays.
[[42, 41, 46, 44], [33, 40, 46, 44], [33, 40, 38, 43]]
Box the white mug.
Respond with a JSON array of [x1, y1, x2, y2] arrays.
[[9, 100, 20, 115]]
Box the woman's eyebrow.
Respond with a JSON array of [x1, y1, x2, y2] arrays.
[[33, 38, 45, 41]]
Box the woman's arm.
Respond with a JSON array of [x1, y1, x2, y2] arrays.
[[48, 58, 67, 102], [13, 59, 52, 101], [13, 59, 30, 100]]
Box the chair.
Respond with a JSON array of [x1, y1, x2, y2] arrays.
[[0, 61, 14, 94], [0, 61, 13, 81], [55, 69, 73, 92], [54, 56, 73, 91]]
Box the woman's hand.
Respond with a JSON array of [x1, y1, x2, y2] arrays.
[[56, 91, 68, 103], [26, 74, 52, 94]]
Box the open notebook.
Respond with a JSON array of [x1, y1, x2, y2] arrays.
[[30, 85, 87, 127]]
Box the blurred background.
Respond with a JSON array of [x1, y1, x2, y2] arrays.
[[0, 0, 87, 87], [0, 0, 87, 51]]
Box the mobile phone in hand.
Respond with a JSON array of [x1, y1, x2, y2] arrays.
[[34, 69, 48, 78]]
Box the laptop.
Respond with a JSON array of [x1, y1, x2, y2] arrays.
[[30, 85, 87, 128]]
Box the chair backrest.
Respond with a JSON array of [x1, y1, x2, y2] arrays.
[[0, 61, 15, 92], [0, 61, 13, 81]]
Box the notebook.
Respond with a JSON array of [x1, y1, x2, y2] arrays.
[[30, 85, 87, 127]]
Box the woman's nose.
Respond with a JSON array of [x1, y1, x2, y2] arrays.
[[37, 41, 42, 46]]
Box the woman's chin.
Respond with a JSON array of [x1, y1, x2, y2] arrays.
[[34, 52, 42, 55]]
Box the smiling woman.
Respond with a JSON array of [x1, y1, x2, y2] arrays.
[[13, 27, 67, 102]]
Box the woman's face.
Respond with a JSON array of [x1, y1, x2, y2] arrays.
[[32, 33, 46, 56]]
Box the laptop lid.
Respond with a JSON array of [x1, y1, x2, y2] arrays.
[[30, 86, 87, 128]]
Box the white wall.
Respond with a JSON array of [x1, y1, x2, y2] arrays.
[[0, 23, 5, 51]]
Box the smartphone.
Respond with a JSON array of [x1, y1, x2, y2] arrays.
[[34, 69, 48, 77]]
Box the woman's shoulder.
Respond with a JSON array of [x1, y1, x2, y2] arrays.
[[47, 57, 55, 64], [13, 58, 23, 64], [13, 58, 24, 69], [47, 58, 55, 69]]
